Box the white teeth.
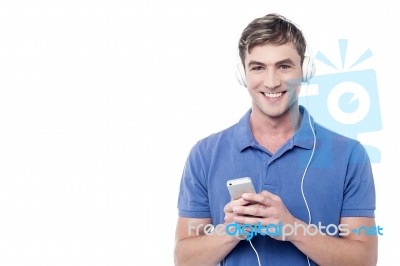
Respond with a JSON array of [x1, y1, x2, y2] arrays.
[[263, 92, 283, 99]]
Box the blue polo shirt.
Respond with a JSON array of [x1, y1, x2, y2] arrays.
[[177, 106, 375, 266]]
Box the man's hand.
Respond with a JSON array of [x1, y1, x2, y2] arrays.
[[230, 190, 297, 240], [223, 197, 254, 240], [223, 197, 252, 224]]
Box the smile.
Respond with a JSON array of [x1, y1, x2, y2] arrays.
[[262, 91, 286, 99]]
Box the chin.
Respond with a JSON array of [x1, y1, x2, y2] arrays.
[[259, 108, 288, 119]]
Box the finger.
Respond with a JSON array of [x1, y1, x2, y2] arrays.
[[233, 215, 265, 225], [232, 204, 268, 217], [224, 213, 234, 223], [224, 197, 250, 212], [242, 193, 270, 206], [260, 190, 280, 201]]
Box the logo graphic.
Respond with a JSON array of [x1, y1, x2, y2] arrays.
[[188, 220, 383, 241], [299, 39, 382, 163]]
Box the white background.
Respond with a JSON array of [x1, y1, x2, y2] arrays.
[[0, 0, 397, 265]]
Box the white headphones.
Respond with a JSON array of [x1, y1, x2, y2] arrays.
[[235, 53, 316, 87]]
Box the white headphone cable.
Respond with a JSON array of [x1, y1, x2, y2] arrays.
[[301, 81, 317, 266], [249, 239, 262, 266]]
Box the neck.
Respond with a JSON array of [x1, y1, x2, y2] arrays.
[[251, 106, 301, 136], [250, 106, 302, 153]]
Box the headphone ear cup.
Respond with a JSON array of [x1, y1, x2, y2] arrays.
[[235, 53, 247, 87], [302, 56, 316, 83]]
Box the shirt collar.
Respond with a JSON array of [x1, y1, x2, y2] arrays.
[[234, 109, 255, 151], [293, 106, 315, 150], [234, 105, 315, 152]]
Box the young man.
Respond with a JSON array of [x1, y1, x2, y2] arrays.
[[174, 13, 377, 266]]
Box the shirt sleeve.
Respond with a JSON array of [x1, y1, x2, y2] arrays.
[[177, 142, 211, 218], [341, 142, 376, 217]]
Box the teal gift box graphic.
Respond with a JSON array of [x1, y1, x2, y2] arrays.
[[299, 39, 382, 163]]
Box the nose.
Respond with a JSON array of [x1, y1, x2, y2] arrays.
[[263, 69, 281, 90]]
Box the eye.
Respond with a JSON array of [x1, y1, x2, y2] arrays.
[[278, 64, 291, 70], [250, 66, 264, 71]]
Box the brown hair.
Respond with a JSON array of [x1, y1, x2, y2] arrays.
[[238, 13, 307, 68]]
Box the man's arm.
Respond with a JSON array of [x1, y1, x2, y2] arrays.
[[174, 197, 252, 266], [233, 191, 378, 266], [174, 217, 239, 266], [291, 216, 378, 266]]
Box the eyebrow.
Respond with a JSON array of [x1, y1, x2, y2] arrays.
[[247, 58, 296, 68]]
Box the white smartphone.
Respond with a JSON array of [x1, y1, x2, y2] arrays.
[[227, 177, 256, 200]]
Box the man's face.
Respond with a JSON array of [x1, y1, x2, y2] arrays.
[[244, 43, 303, 120]]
